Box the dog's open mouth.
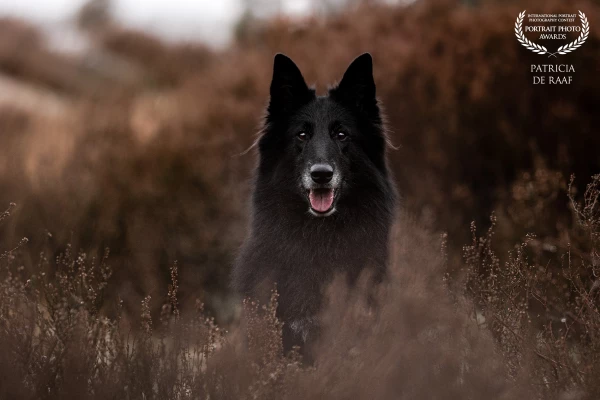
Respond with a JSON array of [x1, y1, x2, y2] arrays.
[[308, 188, 335, 214]]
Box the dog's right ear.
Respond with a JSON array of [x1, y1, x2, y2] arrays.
[[267, 54, 313, 119]]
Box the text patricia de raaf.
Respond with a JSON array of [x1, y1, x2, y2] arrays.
[[531, 64, 574, 85]]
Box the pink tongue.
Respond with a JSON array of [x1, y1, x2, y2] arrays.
[[309, 189, 334, 213]]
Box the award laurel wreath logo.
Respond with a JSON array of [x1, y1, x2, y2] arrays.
[[515, 10, 589, 57]]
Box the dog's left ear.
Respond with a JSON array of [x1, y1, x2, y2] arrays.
[[330, 53, 378, 118]]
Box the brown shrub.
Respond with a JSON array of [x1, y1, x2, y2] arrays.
[[461, 174, 600, 398], [0, 203, 532, 399]]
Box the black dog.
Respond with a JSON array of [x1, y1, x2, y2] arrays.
[[232, 53, 397, 354]]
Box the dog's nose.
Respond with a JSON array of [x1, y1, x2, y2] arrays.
[[310, 164, 334, 184]]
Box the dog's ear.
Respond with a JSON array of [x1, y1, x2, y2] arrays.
[[268, 54, 313, 119], [330, 53, 378, 118]]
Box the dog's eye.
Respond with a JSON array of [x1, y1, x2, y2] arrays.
[[297, 132, 307, 141], [336, 131, 348, 141]]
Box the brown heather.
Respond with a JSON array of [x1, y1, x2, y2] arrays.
[[0, 0, 599, 398], [3, 183, 599, 398]]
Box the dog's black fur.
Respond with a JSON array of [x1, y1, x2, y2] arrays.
[[232, 53, 397, 353]]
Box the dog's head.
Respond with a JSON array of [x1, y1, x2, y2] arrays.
[[258, 53, 388, 217]]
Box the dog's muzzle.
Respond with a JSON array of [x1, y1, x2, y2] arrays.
[[303, 164, 340, 216]]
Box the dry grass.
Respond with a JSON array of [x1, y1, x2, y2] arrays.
[[1, 204, 533, 399], [459, 174, 600, 398], [1, 174, 599, 398]]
